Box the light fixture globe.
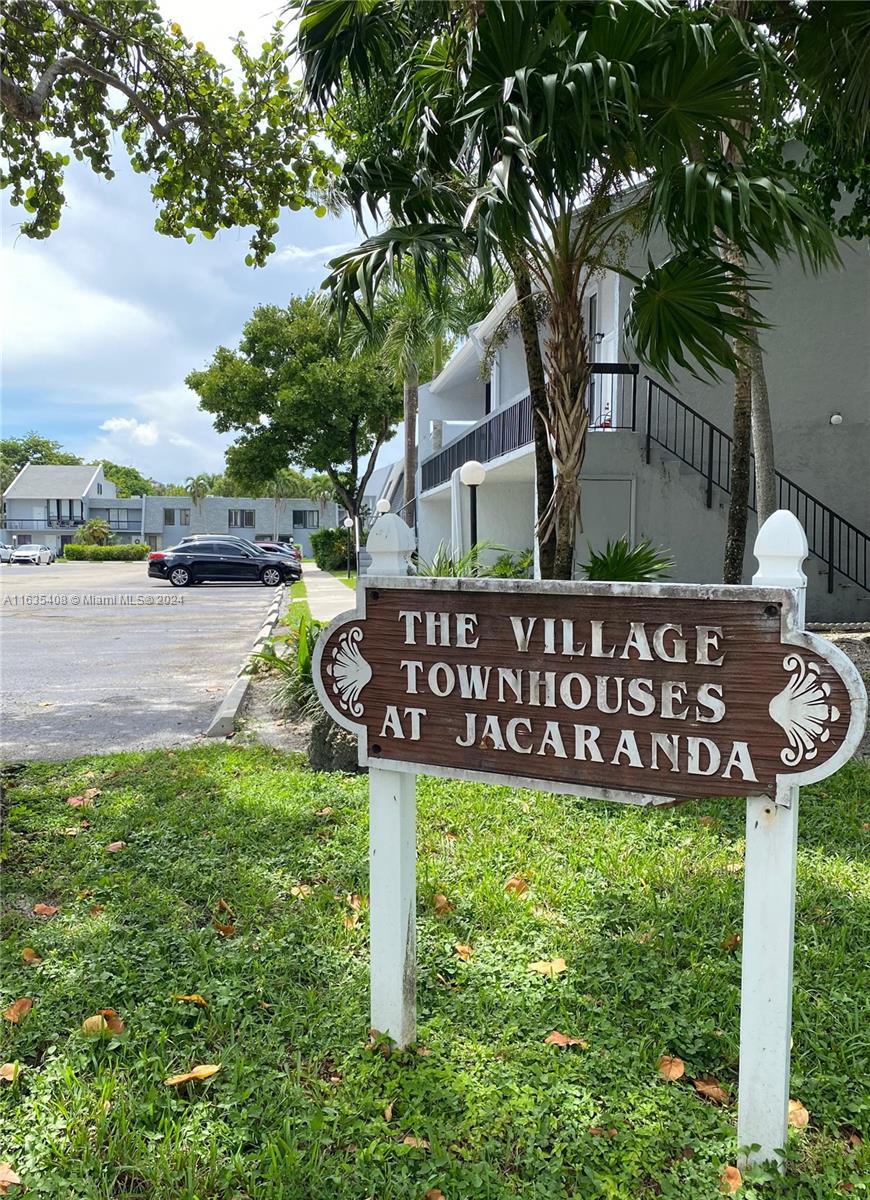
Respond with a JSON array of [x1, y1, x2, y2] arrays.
[[343, 516, 354, 529], [460, 459, 486, 488], [375, 499, 391, 514]]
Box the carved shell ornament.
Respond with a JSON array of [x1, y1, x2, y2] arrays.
[[769, 653, 842, 768], [325, 626, 372, 718]]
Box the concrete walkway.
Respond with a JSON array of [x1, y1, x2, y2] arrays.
[[304, 566, 356, 621]]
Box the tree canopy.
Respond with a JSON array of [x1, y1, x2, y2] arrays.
[[1, 0, 333, 262], [186, 295, 401, 519], [99, 460, 155, 497], [0, 431, 81, 492]]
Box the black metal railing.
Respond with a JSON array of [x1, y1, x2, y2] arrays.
[[645, 377, 869, 594], [421, 364, 639, 492], [3, 517, 142, 531]]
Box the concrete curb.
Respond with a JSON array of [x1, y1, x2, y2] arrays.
[[205, 584, 287, 738]]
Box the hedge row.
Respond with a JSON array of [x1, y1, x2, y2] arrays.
[[62, 543, 151, 561], [309, 526, 360, 571]]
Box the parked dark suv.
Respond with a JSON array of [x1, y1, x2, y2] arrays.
[[148, 538, 301, 588]]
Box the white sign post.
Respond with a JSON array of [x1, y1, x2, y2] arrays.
[[737, 512, 807, 1166], [313, 506, 867, 1164], [364, 510, 418, 1046]]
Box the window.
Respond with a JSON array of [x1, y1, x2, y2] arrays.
[[163, 508, 176, 525], [228, 509, 255, 528], [292, 509, 319, 529], [192, 542, 218, 555], [179, 509, 191, 526], [97, 483, 103, 495]]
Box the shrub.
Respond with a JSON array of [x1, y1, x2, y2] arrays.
[[310, 526, 357, 571], [62, 543, 150, 561], [414, 542, 533, 578], [256, 613, 326, 716], [579, 536, 674, 582]]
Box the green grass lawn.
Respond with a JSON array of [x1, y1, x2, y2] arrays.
[[1, 749, 868, 1199]]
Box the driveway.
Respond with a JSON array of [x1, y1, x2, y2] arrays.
[[0, 561, 283, 760]]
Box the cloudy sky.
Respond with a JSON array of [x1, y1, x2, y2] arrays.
[[1, 0, 398, 483]]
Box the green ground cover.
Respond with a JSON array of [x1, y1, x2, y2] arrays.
[[1, 748, 867, 1199], [329, 570, 356, 589]]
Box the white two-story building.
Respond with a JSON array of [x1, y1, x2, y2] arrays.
[[415, 238, 869, 623], [2, 464, 336, 557]]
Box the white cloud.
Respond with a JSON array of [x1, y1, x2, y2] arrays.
[[277, 241, 355, 266], [99, 417, 160, 446], [81, 386, 231, 479], [0, 246, 165, 367]]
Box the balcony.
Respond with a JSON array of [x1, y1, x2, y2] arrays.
[[420, 363, 639, 493], [3, 517, 142, 531]]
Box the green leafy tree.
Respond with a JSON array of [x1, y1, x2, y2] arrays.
[[1, 432, 81, 492], [1, 0, 332, 262], [184, 474, 211, 513], [186, 295, 401, 524], [98, 461, 154, 497], [76, 517, 112, 545], [298, 0, 836, 581]]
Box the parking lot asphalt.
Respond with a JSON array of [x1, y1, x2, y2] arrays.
[[0, 561, 284, 760]]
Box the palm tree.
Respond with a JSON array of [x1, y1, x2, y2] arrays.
[[77, 518, 112, 546], [299, 0, 832, 580], [184, 474, 211, 517], [347, 265, 496, 528]]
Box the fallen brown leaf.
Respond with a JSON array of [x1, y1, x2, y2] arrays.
[[527, 957, 567, 977], [658, 1055, 685, 1082], [433, 893, 453, 917], [0, 1163, 22, 1195], [721, 933, 741, 953], [163, 1063, 221, 1087], [98, 1009, 125, 1034], [342, 913, 360, 929], [20, 947, 42, 966], [693, 1078, 730, 1105], [454, 943, 473, 962], [401, 1136, 429, 1150], [589, 1127, 618, 1139], [346, 893, 365, 912], [106, 841, 127, 853], [723, 862, 743, 874], [720, 1165, 742, 1194], [544, 1030, 588, 1048], [0, 1064, 19, 1083], [88, 904, 105, 917], [83, 788, 101, 800], [383, 1103, 393, 1122], [444, 830, 457, 842], [788, 1099, 809, 1129], [32, 903, 57, 917], [290, 884, 312, 899], [3, 999, 32, 1025], [213, 921, 236, 938], [66, 795, 92, 808], [425, 1191, 445, 1200], [416, 1046, 431, 1056], [315, 806, 333, 816], [217, 898, 234, 915], [847, 1132, 863, 1150], [504, 875, 529, 896], [81, 1014, 109, 1036]]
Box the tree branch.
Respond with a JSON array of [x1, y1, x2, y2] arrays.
[[1, 56, 198, 136]]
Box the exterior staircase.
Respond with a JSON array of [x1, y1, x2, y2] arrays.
[[418, 365, 870, 619]]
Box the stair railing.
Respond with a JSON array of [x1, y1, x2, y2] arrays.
[[644, 377, 869, 594]]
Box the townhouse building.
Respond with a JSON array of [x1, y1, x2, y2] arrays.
[[1, 464, 335, 557], [415, 235, 869, 623]]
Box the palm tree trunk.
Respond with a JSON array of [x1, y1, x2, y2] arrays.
[[749, 332, 777, 525], [544, 287, 590, 581], [513, 265, 556, 578], [722, 240, 753, 583], [724, 352, 752, 582], [403, 363, 419, 529]]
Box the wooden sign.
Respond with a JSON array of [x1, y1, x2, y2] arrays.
[[313, 578, 863, 804], [311, 509, 867, 1169]]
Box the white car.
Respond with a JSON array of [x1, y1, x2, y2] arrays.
[[10, 544, 54, 565], [0, 544, 13, 563]]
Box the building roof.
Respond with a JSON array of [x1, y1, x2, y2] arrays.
[[3, 463, 102, 499]]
